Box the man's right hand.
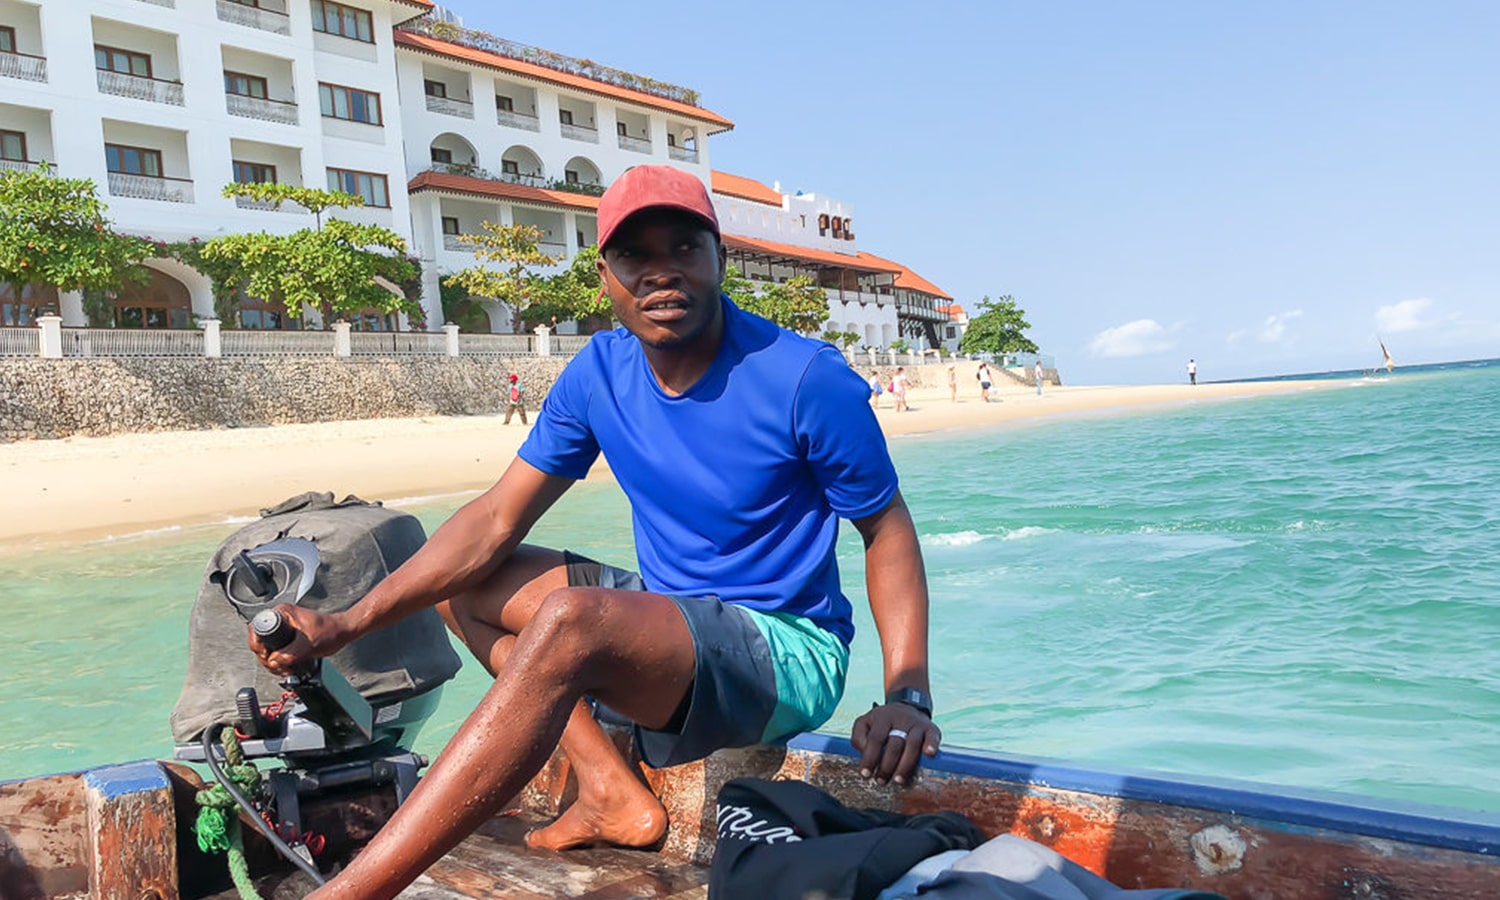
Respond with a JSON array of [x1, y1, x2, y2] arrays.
[[248, 604, 354, 677]]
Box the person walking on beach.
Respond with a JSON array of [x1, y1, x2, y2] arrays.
[[976, 362, 993, 403], [867, 370, 884, 409], [946, 364, 957, 402], [1187, 359, 1197, 386], [1034, 359, 1045, 396], [248, 165, 941, 900], [891, 366, 910, 413], [502, 373, 528, 424]]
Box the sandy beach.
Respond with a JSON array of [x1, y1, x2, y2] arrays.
[[0, 378, 1325, 553]]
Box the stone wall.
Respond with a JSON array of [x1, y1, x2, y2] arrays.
[[0, 357, 569, 443]]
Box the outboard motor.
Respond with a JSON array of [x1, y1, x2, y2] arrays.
[[170, 491, 461, 867]]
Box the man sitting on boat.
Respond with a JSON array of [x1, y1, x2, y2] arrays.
[[250, 165, 940, 899]]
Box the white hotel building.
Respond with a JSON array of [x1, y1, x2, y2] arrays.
[[1, 0, 953, 348]]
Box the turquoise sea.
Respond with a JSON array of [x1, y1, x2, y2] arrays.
[[3, 359, 1498, 814]]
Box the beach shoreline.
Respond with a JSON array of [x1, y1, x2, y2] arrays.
[[1, 378, 1332, 554]]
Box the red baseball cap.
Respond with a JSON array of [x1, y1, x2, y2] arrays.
[[596, 166, 719, 251], [509, 374, 518, 382]]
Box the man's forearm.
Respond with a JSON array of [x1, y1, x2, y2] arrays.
[[338, 491, 514, 639], [857, 493, 932, 694]]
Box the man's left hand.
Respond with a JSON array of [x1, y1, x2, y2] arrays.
[[850, 702, 941, 785]]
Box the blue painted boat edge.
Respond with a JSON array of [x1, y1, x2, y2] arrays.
[[786, 733, 1500, 856]]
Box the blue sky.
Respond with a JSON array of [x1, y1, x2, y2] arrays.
[[457, 1, 1498, 384]]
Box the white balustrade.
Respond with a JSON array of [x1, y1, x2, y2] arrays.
[[560, 122, 598, 143], [216, 0, 291, 34], [425, 95, 475, 119], [97, 69, 184, 105], [226, 93, 299, 124], [497, 109, 540, 131], [458, 333, 537, 356], [617, 134, 652, 154], [0, 51, 46, 83], [108, 172, 194, 203], [350, 331, 450, 356], [221, 330, 335, 357], [61, 327, 204, 358], [0, 327, 39, 357], [668, 146, 699, 163]]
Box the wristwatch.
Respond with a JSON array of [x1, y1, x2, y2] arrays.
[[886, 687, 933, 718]]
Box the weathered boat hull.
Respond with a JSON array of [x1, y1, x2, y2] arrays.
[[4, 732, 1498, 898]]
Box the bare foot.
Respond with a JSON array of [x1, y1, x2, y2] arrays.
[[525, 779, 667, 851]]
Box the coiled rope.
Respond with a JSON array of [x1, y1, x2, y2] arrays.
[[194, 728, 264, 900]]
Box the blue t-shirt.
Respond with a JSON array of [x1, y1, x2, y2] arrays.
[[518, 296, 898, 644]]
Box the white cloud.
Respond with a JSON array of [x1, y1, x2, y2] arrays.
[[1088, 319, 1174, 358], [1375, 298, 1435, 334], [1258, 309, 1304, 343]]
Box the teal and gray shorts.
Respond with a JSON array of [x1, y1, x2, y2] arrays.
[[564, 551, 848, 769]]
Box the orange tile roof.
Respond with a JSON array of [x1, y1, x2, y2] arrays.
[[711, 171, 783, 207], [721, 233, 904, 274], [937, 303, 967, 320], [408, 170, 602, 211], [855, 251, 952, 300], [394, 31, 734, 133]]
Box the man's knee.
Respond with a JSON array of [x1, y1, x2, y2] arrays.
[[528, 587, 612, 657]]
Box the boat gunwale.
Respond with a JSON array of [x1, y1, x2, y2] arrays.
[[788, 733, 1500, 856]]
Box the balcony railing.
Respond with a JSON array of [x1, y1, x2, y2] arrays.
[[97, 69, 184, 106], [537, 240, 566, 257], [216, 0, 291, 34], [425, 94, 474, 119], [617, 134, 651, 154], [133, 0, 174, 6], [668, 146, 699, 164], [442, 234, 471, 252], [234, 194, 283, 211], [560, 122, 597, 143], [107, 172, 194, 203], [226, 92, 299, 124], [0, 50, 47, 83], [496, 108, 539, 131], [499, 170, 547, 187], [0, 159, 45, 174]]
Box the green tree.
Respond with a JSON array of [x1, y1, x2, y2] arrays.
[[439, 276, 492, 333], [443, 222, 562, 333], [0, 163, 151, 317], [529, 245, 610, 330], [958, 294, 1039, 356], [203, 184, 419, 323], [722, 265, 831, 334], [821, 329, 860, 349]]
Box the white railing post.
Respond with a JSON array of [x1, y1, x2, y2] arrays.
[[444, 323, 460, 357], [38, 315, 62, 358], [535, 324, 552, 357], [333, 321, 351, 358], [866, 348, 877, 368], [201, 319, 221, 358]]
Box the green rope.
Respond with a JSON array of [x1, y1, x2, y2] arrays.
[[193, 729, 265, 900]]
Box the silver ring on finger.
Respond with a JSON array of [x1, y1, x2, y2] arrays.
[[887, 728, 909, 741]]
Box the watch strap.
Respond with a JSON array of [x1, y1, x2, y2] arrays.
[[885, 686, 933, 717]]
